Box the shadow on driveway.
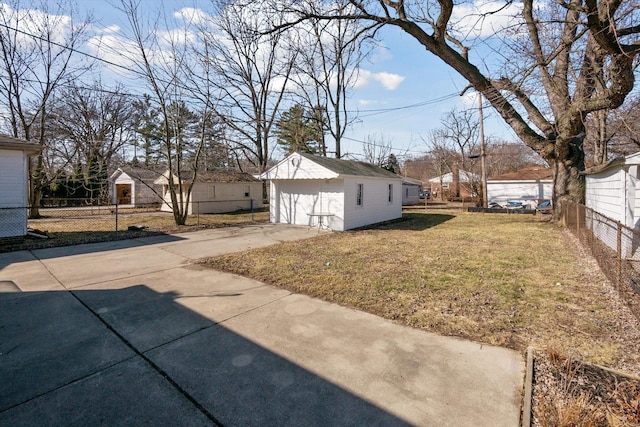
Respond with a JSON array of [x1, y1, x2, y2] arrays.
[[0, 285, 411, 426]]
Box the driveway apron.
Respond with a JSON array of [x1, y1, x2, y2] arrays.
[[0, 224, 525, 426]]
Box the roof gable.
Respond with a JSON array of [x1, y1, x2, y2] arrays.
[[154, 169, 259, 184], [262, 152, 402, 180], [0, 134, 41, 154]]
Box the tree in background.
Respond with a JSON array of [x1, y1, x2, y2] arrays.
[[583, 95, 640, 164], [131, 94, 162, 167], [281, 0, 640, 216], [275, 104, 324, 154], [362, 133, 393, 167], [0, 0, 91, 216], [293, 0, 371, 158], [117, 0, 211, 225], [440, 107, 479, 172], [201, 0, 296, 175], [48, 81, 135, 202], [382, 153, 401, 174]]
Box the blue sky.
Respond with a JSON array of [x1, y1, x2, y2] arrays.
[[43, 1, 522, 160]]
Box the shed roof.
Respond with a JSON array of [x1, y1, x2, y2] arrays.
[[402, 177, 422, 186], [155, 169, 259, 184], [489, 166, 552, 181], [297, 152, 400, 179], [0, 134, 42, 154], [262, 152, 402, 181]]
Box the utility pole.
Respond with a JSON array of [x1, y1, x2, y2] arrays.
[[478, 93, 487, 208]]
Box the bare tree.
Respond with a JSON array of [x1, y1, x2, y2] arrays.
[[116, 0, 210, 225], [483, 140, 546, 178], [420, 129, 458, 198], [440, 107, 479, 171], [583, 94, 640, 163], [361, 132, 392, 166], [280, 0, 640, 215], [200, 0, 297, 176], [293, 0, 371, 158], [48, 81, 135, 202], [0, 0, 91, 216]]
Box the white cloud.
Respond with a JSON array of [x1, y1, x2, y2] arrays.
[[0, 3, 73, 46], [371, 72, 405, 90], [358, 99, 387, 106], [354, 70, 405, 90], [451, 0, 522, 38], [174, 7, 211, 26], [95, 24, 120, 34]]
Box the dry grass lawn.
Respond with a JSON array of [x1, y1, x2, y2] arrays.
[[203, 209, 640, 376], [1, 209, 269, 252]]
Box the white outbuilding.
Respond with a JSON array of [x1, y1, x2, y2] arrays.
[[109, 167, 163, 207], [261, 152, 403, 231], [402, 177, 422, 205], [0, 135, 41, 238], [486, 166, 553, 208], [154, 170, 263, 214], [584, 152, 640, 228]]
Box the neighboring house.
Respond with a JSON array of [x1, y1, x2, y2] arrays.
[[584, 152, 640, 229], [154, 170, 263, 214], [486, 166, 553, 208], [261, 152, 403, 231], [109, 167, 163, 207], [0, 135, 41, 238], [402, 177, 422, 205], [428, 169, 479, 199]]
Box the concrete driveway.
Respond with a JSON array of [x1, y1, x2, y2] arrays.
[[0, 224, 525, 426]]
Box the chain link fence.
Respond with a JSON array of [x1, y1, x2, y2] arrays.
[[559, 200, 640, 317], [1, 199, 264, 241]]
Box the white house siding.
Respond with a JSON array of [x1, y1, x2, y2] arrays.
[[402, 183, 421, 205], [271, 179, 345, 230], [585, 168, 625, 223], [486, 180, 552, 207], [0, 149, 28, 237], [343, 177, 402, 230]]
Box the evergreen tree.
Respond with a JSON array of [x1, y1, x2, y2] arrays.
[[275, 104, 324, 154]]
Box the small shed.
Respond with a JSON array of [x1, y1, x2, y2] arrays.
[[109, 167, 163, 207], [402, 177, 422, 205], [584, 152, 640, 228], [261, 152, 403, 231], [154, 170, 263, 215], [487, 166, 553, 208], [0, 135, 41, 238]]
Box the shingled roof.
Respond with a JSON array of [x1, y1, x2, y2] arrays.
[[297, 152, 400, 179], [0, 134, 41, 153], [489, 166, 552, 181]]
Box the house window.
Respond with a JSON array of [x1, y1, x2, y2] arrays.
[[245, 185, 250, 197], [356, 183, 363, 206], [209, 185, 216, 199], [405, 187, 409, 198], [388, 184, 393, 204]]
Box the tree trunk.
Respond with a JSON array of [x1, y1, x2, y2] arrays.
[[551, 134, 586, 220]]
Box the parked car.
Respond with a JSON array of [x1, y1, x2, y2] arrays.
[[419, 190, 431, 199]]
